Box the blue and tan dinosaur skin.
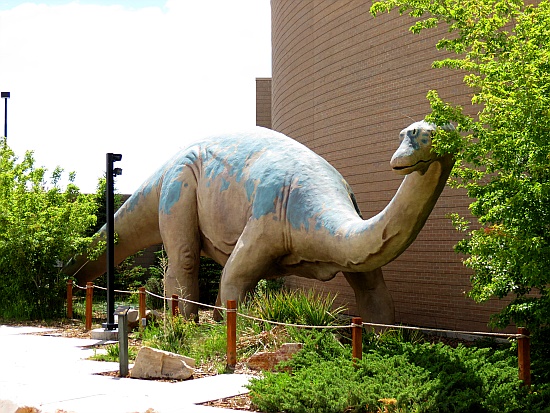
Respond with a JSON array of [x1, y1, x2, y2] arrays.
[[67, 121, 454, 323]]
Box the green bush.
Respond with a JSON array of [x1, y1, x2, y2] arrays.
[[245, 288, 346, 327], [0, 138, 97, 320], [140, 315, 199, 355], [198, 257, 222, 305], [247, 332, 548, 413]]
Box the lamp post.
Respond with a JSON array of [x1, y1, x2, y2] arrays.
[[1, 92, 10, 138], [105, 153, 122, 330]]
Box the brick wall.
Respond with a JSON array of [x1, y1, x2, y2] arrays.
[[256, 78, 272, 129], [270, 0, 509, 332]]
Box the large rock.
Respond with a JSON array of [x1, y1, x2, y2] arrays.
[[127, 309, 162, 330], [247, 343, 303, 371], [130, 346, 195, 380], [126, 308, 140, 329]]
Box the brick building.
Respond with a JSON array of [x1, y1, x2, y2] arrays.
[[259, 0, 508, 332]]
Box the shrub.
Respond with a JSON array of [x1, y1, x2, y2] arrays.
[[0, 138, 97, 320], [245, 288, 346, 327], [247, 333, 544, 413]]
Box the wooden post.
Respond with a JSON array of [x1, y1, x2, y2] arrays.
[[226, 300, 237, 371], [85, 282, 93, 330], [66, 280, 73, 319], [171, 294, 179, 317], [139, 287, 146, 330], [518, 327, 531, 386], [352, 317, 363, 364]]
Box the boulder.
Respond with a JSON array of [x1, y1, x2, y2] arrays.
[[247, 343, 303, 371], [126, 309, 162, 330], [126, 309, 140, 329], [130, 346, 195, 380]]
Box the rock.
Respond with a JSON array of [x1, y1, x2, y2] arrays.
[[126, 309, 162, 330], [247, 343, 303, 371], [130, 346, 195, 380], [126, 309, 140, 329]]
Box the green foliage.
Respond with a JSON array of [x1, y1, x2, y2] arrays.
[[0, 138, 97, 319], [245, 288, 346, 327], [198, 256, 222, 305], [89, 343, 138, 363], [86, 176, 123, 236], [140, 315, 228, 369], [141, 315, 200, 355], [255, 277, 285, 295], [370, 0, 550, 334], [248, 332, 546, 413]]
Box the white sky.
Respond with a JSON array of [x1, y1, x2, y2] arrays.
[[0, 0, 272, 193]]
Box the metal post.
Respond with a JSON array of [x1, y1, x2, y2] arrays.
[[3, 97, 6, 138], [1, 92, 10, 138], [105, 153, 122, 330], [115, 306, 130, 377]]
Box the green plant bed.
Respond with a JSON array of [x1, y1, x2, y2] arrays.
[[247, 330, 550, 413]]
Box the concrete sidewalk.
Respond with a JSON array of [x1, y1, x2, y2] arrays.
[[0, 325, 253, 413]]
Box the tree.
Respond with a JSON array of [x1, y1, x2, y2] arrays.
[[0, 137, 97, 319], [371, 0, 550, 333]]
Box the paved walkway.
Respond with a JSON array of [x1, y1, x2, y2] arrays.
[[0, 325, 253, 413]]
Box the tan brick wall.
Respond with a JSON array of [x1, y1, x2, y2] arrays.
[[256, 78, 272, 129], [270, 0, 509, 332]]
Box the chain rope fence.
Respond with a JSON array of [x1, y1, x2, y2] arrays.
[[66, 280, 532, 385]]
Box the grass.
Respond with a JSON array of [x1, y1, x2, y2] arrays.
[[90, 343, 139, 363]]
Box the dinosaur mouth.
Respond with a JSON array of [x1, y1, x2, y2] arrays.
[[392, 159, 430, 171]]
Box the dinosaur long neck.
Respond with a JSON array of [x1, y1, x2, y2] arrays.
[[343, 154, 454, 271]]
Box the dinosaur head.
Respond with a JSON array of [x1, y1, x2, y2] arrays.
[[390, 121, 452, 175]]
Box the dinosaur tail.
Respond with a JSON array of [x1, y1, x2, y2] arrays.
[[64, 190, 162, 286]]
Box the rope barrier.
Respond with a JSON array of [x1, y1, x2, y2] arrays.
[[360, 321, 524, 339], [72, 281, 523, 339], [237, 312, 351, 329], [68, 280, 532, 385], [93, 284, 137, 295]]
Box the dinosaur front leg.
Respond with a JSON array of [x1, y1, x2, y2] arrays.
[[218, 226, 280, 314], [343, 268, 395, 325]]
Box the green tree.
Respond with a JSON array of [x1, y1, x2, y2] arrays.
[[87, 176, 123, 236], [371, 0, 550, 333], [0, 137, 97, 319]]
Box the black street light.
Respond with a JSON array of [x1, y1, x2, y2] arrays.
[[105, 153, 122, 331], [1, 92, 10, 138]]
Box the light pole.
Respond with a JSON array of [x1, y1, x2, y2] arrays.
[[105, 153, 122, 330], [1, 92, 10, 138]]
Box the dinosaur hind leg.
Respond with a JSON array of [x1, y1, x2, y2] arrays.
[[163, 239, 200, 320], [159, 182, 201, 320], [343, 268, 395, 326]]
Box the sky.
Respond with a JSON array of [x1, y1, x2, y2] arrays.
[[0, 0, 272, 193]]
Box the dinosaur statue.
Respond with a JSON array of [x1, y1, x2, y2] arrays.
[[66, 121, 454, 324]]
